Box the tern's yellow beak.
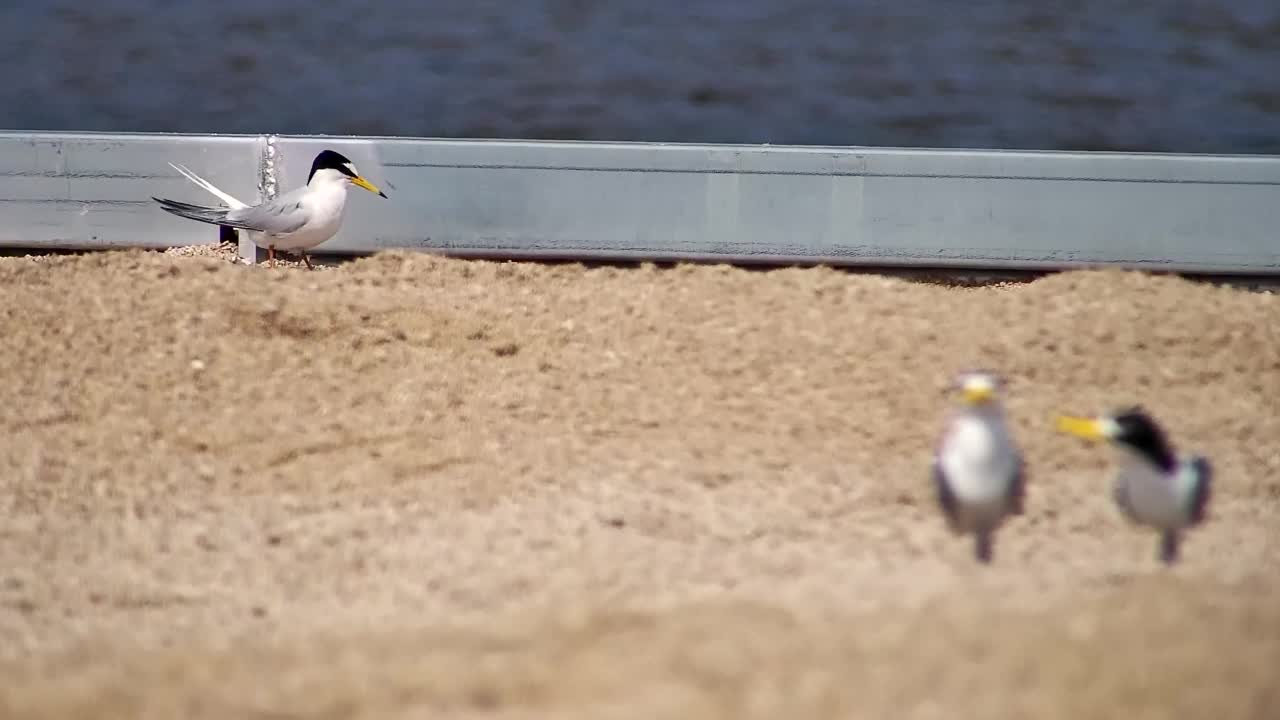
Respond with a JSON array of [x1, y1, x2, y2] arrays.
[[1056, 415, 1106, 440], [351, 175, 388, 198]]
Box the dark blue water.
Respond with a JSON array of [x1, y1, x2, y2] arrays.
[[2, 1, 1278, 153]]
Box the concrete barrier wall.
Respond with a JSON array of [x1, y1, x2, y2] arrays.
[[0, 131, 263, 249], [4, 130, 1279, 274]]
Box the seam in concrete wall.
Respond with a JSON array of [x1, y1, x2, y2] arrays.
[[238, 134, 280, 264], [258, 133, 279, 202]]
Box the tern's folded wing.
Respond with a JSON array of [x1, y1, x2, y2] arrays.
[[1187, 456, 1211, 525], [224, 197, 311, 235], [932, 459, 959, 525], [1009, 452, 1026, 515]]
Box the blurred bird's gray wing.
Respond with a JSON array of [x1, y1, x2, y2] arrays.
[[1009, 452, 1026, 515], [932, 458, 959, 530], [1187, 456, 1211, 525]]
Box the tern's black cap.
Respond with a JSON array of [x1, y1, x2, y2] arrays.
[[307, 150, 357, 184], [1110, 407, 1177, 472]]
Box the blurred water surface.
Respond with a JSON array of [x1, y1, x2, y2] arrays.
[[1, 1, 1277, 152]]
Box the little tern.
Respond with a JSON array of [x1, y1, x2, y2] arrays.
[[931, 370, 1026, 564], [1056, 407, 1211, 565], [153, 149, 387, 269]]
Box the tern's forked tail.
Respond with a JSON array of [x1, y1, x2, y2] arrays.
[[168, 162, 248, 209]]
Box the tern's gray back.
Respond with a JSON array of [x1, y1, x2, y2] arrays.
[[225, 185, 312, 235]]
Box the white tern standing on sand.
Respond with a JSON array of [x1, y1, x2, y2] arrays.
[[153, 149, 387, 269], [1056, 407, 1211, 565], [932, 370, 1027, 564]]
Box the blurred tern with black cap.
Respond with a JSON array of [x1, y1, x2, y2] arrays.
[[1056, 407, 1211, 565]]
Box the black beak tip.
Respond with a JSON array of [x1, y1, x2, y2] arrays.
[[378, 191, 388, 198]]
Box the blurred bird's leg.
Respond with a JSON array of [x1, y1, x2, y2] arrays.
[[1159, 531, 1180, 565], [975, 529, 994, 564]]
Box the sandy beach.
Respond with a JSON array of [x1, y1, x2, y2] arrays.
[[1, 247, 1277, 719]]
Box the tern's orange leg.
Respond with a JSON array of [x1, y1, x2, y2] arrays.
[[267, 246, 276, 268]]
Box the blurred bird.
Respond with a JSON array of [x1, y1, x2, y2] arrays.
[[154, 149, 387, 269], [931, 370, 1026, 564], [1056, 407, 1211, 565]]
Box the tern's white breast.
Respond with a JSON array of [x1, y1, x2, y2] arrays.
[[268, 183, 349, 250], [939, 413, 1018, 506]]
